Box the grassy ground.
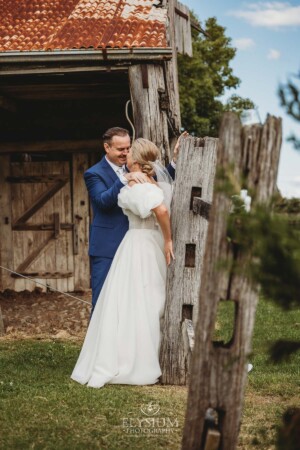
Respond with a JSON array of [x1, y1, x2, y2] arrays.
[[0, 299, 299, 450]]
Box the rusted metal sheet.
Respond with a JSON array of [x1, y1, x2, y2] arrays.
[[0, 0, 168, 52]]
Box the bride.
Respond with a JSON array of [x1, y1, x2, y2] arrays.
[[71, 138, 174, 388]]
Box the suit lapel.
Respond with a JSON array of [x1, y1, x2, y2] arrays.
[[99, 157, 118, 184]]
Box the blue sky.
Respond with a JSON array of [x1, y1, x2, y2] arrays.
[[183, 0, 300, 197]]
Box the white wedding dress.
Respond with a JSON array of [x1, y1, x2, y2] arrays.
[[71, 182, 168, 388]]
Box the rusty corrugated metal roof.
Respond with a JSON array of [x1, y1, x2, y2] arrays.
[[0, 0, 168, 52]]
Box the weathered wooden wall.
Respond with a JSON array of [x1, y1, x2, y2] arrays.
[[0, 153, 90, 293], [182, 113, 282, 450], [174, 0, 193, 56], [160, 136, 218, 385]]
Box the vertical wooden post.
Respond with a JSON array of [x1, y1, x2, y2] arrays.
[[129, 64, 171, 164], [160, 136, 218, 385], [165, 0, 181, 143], [0, 154, 14, 291], [182, 113, 282, 450], [72, 153, 90, 291], [128, 2, 182, 162]]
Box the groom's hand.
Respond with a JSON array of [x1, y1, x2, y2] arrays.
[[172, 131, 189, 163], [125, 172, 148, 183]]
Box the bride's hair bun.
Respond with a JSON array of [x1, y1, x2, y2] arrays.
[[131, 139, 160, 177], [141, 163, 154, 176]]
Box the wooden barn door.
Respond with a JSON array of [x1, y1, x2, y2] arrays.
[[7, 155, 76, 292]]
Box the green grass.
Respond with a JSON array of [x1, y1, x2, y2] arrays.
[[0, 299, 299, 450]]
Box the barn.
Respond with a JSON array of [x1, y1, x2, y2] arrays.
[[0, 0, 192, 292]]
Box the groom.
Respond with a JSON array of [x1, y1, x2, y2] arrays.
[[85, 127, 177, 313]]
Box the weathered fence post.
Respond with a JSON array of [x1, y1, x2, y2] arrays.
[[160, 136, 218, 385], [182, 112, 282, 450]]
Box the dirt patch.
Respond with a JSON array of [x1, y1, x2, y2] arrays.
[[0, 288, 91, 340]]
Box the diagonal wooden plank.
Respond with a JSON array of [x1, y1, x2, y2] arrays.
[[13, 179, 68, 225], [15, 232, 55, 273]]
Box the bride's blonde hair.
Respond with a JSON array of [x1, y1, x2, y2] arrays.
[[131, 138, 160, 176]]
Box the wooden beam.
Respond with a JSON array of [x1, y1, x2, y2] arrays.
[[11, 271, 73, 279], [0, 139, 100, 154]]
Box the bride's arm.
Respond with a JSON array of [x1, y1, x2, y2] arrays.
[[152, 204, 174, 266]]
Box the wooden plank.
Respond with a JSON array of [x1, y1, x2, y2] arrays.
[[13, 179, 68, 225], [22, 161, 36, 290], [11, 271, 73, 279], [12, 223, 73, 231], [0, 155, 14, 291], [64, 159, 75, 293], [72, 153, 90, 291], [10, 162, 26, 291], [30, 161, 47, 292], [52, 161, 70, 293], [44, 161, 59, 292]]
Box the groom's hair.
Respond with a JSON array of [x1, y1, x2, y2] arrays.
[[102, 127, 130, 145]]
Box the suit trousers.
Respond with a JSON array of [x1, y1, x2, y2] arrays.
[[90, 256, 113, 315]]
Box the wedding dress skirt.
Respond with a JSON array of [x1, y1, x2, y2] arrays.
[[71, 183, 167, 388]]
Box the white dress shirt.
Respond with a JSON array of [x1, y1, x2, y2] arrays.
[[105, 156, 128, 185]]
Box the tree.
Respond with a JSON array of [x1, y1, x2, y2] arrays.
[[279, 72, 300, 150], [178, 15, 254, 136]]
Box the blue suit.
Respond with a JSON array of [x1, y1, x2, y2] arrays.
[[84, 156, 175, 312]]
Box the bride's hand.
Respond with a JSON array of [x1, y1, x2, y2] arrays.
[[172, 131, 189, 163], [165, 240, 175, 266]]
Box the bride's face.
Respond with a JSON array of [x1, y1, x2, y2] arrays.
[[126, 148, 138, 171]]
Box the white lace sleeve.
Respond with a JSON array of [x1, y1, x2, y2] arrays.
[[118, 183, 164, 219]]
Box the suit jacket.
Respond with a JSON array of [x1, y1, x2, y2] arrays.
[[84, 156, 176, 258]]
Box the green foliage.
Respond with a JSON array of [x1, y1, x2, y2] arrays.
[[178, 15, 255, 136], [278, 72, 300, 151], [227, 203, 300, 310], [275, 196, 300, 214], [224, 94, 256, 116]]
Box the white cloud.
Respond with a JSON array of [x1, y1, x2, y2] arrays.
[[267, 48, 281, 59], [291, 175, 300, 185], [233, 38, 255, 50], [229, 2, 300, 28]]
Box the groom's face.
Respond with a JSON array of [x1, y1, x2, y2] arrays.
[[104, 134, 131, 167]]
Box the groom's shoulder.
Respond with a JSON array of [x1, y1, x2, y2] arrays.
[[85, 157, 106, 177]]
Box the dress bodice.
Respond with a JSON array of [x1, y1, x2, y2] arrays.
[[118, 183, 166, 231], [125, 210, 160, 230]]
